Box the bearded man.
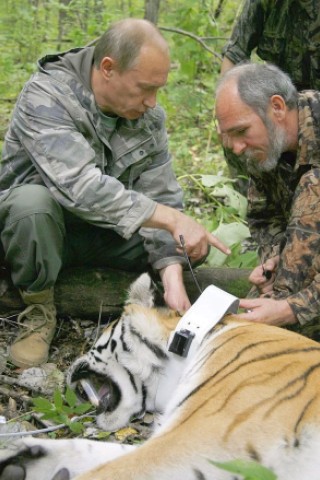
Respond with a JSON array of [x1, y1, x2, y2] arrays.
[[215, 62, 320, 339]]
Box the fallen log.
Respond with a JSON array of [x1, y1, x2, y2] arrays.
[[0, 267, 252, 319]]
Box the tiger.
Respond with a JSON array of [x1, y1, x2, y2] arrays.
[[1, 272, 320, 480]]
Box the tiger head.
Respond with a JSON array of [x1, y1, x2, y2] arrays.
[[67, 273, 180, 432]]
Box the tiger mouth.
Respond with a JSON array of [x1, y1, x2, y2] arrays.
[[70, 363, 121, 413]]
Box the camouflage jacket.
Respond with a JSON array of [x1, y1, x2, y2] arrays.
[[222, 0, 320, 90], [0, 47, 185, 270], [247, 91, 320, 326]]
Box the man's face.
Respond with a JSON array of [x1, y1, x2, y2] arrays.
[[246, 117, 287, 174], [216, 83, 287, 173], [97, 45, 170, 120]]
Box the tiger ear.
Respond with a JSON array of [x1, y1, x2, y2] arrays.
[[126, 273, 155, 308]]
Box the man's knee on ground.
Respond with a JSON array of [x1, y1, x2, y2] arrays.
[[5, 185, 62, 221]]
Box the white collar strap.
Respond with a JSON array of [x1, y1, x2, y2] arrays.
[[168, 284, 239, 357], [155, 285, 239, 411]]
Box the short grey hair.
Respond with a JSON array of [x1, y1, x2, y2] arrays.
[[93, 18, 168, 71], [216, 62, 298, 121]]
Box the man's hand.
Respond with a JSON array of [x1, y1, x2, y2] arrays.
[[235, 297, 296, 327], [143, 204, 230, 262], [160, 264, 191, 314], [249, 256, 279, 295]]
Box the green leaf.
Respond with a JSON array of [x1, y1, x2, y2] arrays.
[[32, 397, 54, 411], [69, 421, 84, 434], [31, 387, 94, 434], [73, 402, 93, 415], [60, 405, 75, 415], [210, 459, 277, 480], [57, 413, 69, 424], [65, 386, 78, 408], [227, 249, 259, 269], [207, 222, 251, 267], [201, 174, 234, 188], [95, 431, 112, 440], [40, 413, 61, 422], [53, 390, 64, 410], [211, 185, 248, 219]]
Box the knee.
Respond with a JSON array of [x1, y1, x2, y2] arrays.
[[5, 185, 64, 225]]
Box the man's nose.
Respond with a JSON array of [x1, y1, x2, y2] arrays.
[[143, 92, 157, 108], [231, 138, 247, 156]]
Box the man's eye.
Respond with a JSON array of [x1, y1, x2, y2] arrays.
[[236, 128, 247, 136]]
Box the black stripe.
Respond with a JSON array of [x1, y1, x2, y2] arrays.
[[294, 394, 318, 433], [111, 339, 117, 353], [141, 383, 147, 412], [173, 336, 320, 430], [129, 324, 168, 360], [179, 333, 320, 411], [247, 443, 261, 462], [264, 363, 320, 419], [96, 320, 119, 354], [193, 468, 207, 480], [131, 383, 148, 420], [124, 366, 138, 393], [93, 354, 103, 363], [120, 322, 130, 352]]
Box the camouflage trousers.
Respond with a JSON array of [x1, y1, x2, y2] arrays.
[[0, 185, 148, 293]]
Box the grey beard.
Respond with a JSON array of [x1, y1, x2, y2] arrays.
[[246, 121, 287, 175]]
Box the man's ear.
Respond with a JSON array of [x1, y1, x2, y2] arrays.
[[270, 94, 286, 121], [100, 57, 115, 80]]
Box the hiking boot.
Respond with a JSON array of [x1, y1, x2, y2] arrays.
[[9, 288, 57, 368]]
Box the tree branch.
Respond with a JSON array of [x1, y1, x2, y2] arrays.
[[159, 26, 222, 62]]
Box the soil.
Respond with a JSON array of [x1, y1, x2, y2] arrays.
[[0, 313, 153, 444]]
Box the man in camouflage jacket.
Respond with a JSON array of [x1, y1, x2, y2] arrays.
[[220, 0, 320, 193], [215, 62, 320, 340], [0, 18, 229, 368]]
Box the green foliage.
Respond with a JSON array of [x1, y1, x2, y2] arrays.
[[178, 173, 258, 268], [210, 458, 277, 480], [32, 386, 93, 434]]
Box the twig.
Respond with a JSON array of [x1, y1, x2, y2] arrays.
[[0, 412, 96, 438], [0, 374, 51, 396], [159, 26, 222, 61], [93, 301, 103, 346], [0, 423, 67, 437], [0, 385, 31, 404], [84, 29, 224, 62]]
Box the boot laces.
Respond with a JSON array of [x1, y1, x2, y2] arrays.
[[17, 303, 56, 339]]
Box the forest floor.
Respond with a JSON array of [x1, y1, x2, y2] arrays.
[[0, 312, 153, 445]]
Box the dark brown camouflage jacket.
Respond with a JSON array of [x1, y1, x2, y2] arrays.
[[222, 0, 320, 91], [247, 91, 320, 331]]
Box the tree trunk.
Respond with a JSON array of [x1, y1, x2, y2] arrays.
[[57, 0, 72, 50], [214, 0, 226, 19], [144, 0, 161, 24], [0, 267, 251, 319]]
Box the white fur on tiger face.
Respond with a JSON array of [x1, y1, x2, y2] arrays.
[[2, 272, 320, 480], [67, 273, 178, 431]]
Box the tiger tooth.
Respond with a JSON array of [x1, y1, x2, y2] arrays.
[[79, 379, 100, 407]]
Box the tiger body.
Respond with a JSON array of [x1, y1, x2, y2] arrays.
[[2, 273, 320, 480]]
